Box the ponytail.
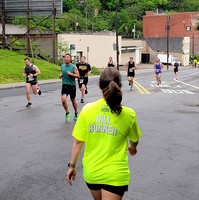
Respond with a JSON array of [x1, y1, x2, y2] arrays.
[[99, 68, 122, 115]]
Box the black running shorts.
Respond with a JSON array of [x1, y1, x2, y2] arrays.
[[127, 72, 135, 77], [26, 81, 38, 85], [61, 84, 76, 99], [78, 77, 88, 88], [174, 68, 178, 73], [127, 70, 135, 77], [86, 183, 128, 197]]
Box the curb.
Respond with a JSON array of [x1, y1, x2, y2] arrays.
[[0, 75, 100, 90], [0, 69, 155, 90]]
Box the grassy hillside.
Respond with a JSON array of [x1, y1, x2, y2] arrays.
[[0, 49, 61, 84]]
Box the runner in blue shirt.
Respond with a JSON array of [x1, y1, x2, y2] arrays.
[[154, 57, 164, 85]]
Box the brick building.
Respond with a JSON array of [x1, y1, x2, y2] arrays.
[[143, 11, 199, 65]]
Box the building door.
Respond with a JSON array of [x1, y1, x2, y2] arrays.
[[136, 49, 139, 64], [76, 51, 83, 63]]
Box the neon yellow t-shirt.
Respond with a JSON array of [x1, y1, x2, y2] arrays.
[[72, 98, 142, 186]]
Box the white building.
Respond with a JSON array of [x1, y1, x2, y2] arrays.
[[58, 32, 122, 68]]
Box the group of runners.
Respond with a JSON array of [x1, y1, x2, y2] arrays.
[[23, 54, 91, 121], [22, 54, 182, 200], [23, 55, 180, 119]]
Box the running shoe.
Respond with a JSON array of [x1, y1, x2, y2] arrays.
[[26, 102, 32, 107], [74, 113, 78, 121], [130, 87, 133, 90], [37, 87, 42, 95], [85, 88, 88, 94], [81, 99, 84, 103], [65, 112, 71, 121]]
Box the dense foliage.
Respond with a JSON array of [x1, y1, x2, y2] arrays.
[[7, 0, 199, 37]]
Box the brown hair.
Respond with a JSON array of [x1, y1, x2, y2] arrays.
[[99, 68, 122, 115], [24, 57, 30, 61]]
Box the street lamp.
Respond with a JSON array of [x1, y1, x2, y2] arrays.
[[166, 17, 186, 70]]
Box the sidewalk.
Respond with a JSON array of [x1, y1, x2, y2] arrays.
[[0, 64, 155, 90]]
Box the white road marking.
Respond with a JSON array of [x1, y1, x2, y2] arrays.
[[175, 79, 199, 90], [177, 72, 199, 79], [161, 89, 194, 94]]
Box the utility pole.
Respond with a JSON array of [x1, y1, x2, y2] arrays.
[[1, 0, 6, 49], [27, 0, 30, 56], [116, 0, 119, 70], [52, 0, 56, 63], [192, 34, 194, 59], [166, 15, 170, 70], [85, 7, 87, 32]]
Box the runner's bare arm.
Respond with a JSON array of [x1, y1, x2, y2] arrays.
[[161, 63, 164, 70], [154, 63, 156, 71], [126, 63, 128, 71], [87, 69, 92, 76], [66, 139, 85, 185], [69, 139, 85, 167], [23, 66, 26, 77], [128, 140, 139, 156], [135, 63, 138, 70], [59, 68, 62, 79], [32, 65, 41, 77], [67, 67, 80, 78]]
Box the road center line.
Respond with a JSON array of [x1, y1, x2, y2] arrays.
[[134, 82, 144, 94], [134, 80, 150, 94]]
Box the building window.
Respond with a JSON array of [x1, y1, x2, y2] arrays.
[[121, 49, 136, 53], [186, 26, 191, 31]]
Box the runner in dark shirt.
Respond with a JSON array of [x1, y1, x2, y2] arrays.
[[76, 56, 91, 103], [173, 60, 180, 80], [23, 58, 42, 107], [126, 57, 137, 90], [107, 57, 116, 68]]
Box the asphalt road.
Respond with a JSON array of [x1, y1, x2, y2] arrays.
[[0, 67, 199, 200]]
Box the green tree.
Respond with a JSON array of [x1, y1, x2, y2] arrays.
[[100, 0, 116, 11], [118, 9, 130, 27], [63, 0, 77, 12], [92, 15, 110, 31], [126, 4, 142, 20], [184, 0, 199, 11], [56, 39, 70, 59], [196, 17, 199, 30], [84, 0, 102, 17], [168, 0, 186, 11], [135, 0, 169, 13]]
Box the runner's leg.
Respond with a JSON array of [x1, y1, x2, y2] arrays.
[[158, 73, 161, 83], [71, 98, 78, 114], [131, 77, 134, 87], [127, 77, 131, 85], [32, 84, 39, 95], [26, 83, 31, 102], [155, 74, 158, 84], [61, 95, 69, 113], [89, 190, 101, 200], [81, 84, 86, 100], [101, 189, 122, 200]]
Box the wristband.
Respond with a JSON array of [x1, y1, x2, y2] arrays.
[[68, 162, 76, 168]]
